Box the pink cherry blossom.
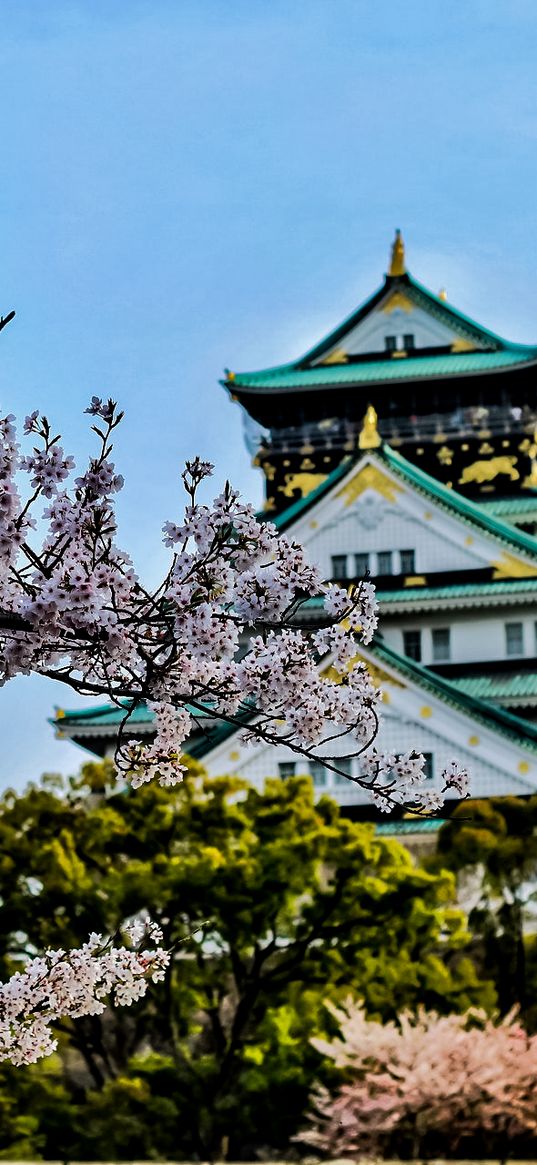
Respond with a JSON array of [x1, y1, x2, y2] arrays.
[[300, 999, 537, 1157]]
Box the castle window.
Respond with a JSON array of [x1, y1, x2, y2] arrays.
[[331, 555, 347, 580], [354, 552, 369, 577], [422, 753, 434, 781], [278, 762, 296, 780], [400, 549, 415, 574], [385, 335, 397, 352], [332, 757, 352, 786], [309, 761, 328, 787], [403, 630, 422, 661], [506, 622, 524, 657], [377, 551, 393, 575], [403, 333, 415, 350], [432, 627, 451, 662]]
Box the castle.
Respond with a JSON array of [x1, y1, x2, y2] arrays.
[[54, 233, 537, 837]]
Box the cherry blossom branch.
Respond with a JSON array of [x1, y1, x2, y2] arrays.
[[0, 918, 169, 1066], [0, 399, 468, 812]]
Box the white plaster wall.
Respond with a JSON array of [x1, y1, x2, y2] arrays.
[[203, 704, 535, 807], [382, 607, 537, 665], [316, 301, 473, 361], [306, 502, 481, 577]]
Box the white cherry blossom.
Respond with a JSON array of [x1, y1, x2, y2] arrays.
[[0, 399, 469, 813], [0, 920, 169, 1066]]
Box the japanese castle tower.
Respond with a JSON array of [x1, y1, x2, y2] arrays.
[[55, 233, 537, 827]]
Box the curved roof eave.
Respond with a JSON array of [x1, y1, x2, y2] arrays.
[[224, 349, 537, 395], [222, 270, 537, 392]]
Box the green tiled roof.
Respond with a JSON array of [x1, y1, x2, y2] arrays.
[[229, 348, 537, 393], [54, 701, 154, 727], [53, 701, 209, 730], [450, 673, 537, 702], [375, 818, 445, 835], [51, 700, 241, 759], [272, 443, 537, 566], [478, 497, 537, 516], [225, 270, 537, 394], [377, 579, 537, 606]]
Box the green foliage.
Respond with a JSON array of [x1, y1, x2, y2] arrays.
[[429, 796, 537, 1025], [0, 761, 493, 1158]]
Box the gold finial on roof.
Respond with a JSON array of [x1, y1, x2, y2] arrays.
[[438, 287, 448, 301], [388, 229, 406, 277], [359, 405, 381, 449]]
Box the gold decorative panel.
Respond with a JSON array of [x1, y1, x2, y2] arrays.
[[321, 347, 348, 365], [278, 472, 328, 499], [491, 552, 537, 580], [382, 290, 413, 314], [336, 464, 403, 507], [459, 456, 519, 486]]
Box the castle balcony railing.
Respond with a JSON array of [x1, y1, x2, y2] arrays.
[[245, 404, 537, 457]]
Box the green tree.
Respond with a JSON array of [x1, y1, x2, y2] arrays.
[[0, 763, 493, 1159], [429, 796, 537, 1024]]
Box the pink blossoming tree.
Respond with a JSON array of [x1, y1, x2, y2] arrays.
[[301, 1000, 537, 1159]]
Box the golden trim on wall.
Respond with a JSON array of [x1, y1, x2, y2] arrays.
[[336, 464, 403, 506], [321, 347, 349, 365], [491, 552, 537, 580], [321, 656, 405, 692], [381, 289, 413, 314]]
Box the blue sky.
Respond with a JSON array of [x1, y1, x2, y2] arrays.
[[2, 0, 537, 788]]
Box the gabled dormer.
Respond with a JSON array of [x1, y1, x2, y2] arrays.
[[303, 231, 503, 365]]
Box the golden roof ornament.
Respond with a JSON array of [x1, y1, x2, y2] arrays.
[[438, 287, 448, 301], [388, 228, 406, 277], [359, 404, 382, 449]]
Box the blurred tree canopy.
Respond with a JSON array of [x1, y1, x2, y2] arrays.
[[429, 796, 537, 1027], [0, 762, 494, 1160]]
